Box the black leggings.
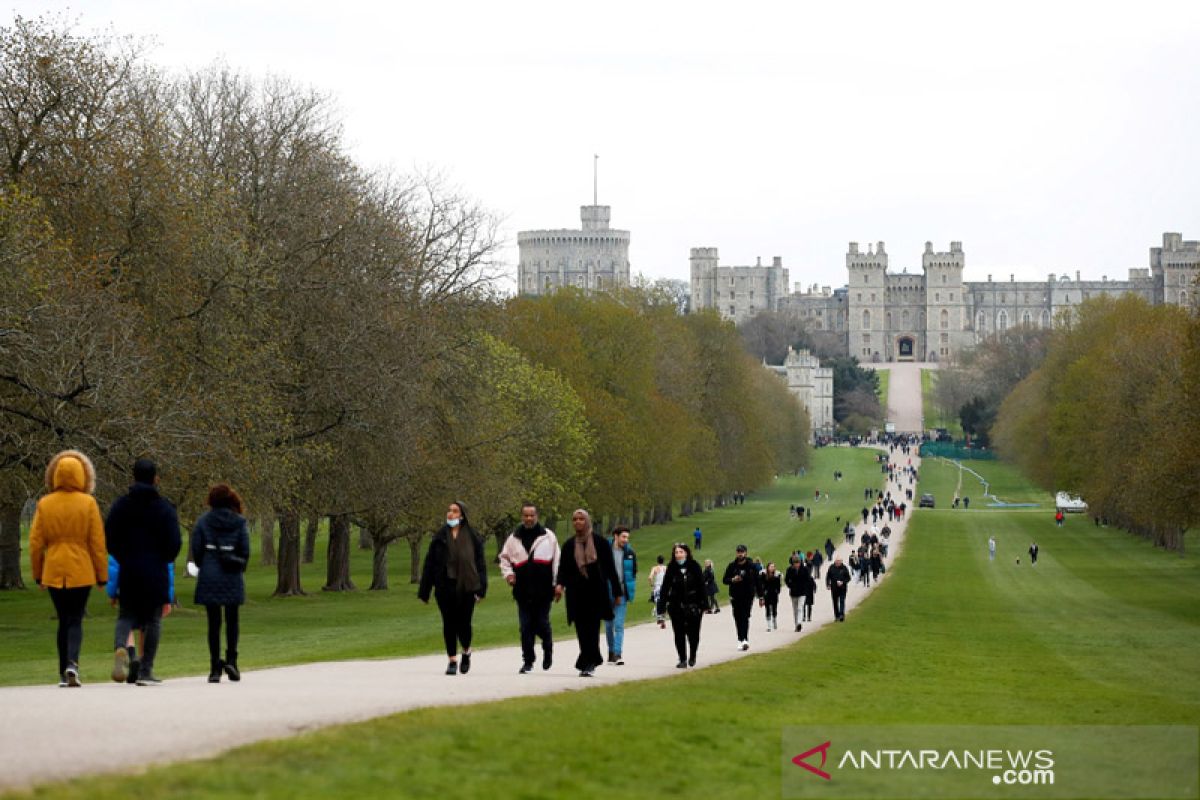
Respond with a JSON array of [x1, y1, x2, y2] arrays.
[[48, 586, 90, 677], [669, 609, 702, 662], [435, 590, 476, 658], [205, 604, 240, 666]]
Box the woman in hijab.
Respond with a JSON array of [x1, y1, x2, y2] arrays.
[[554, 509, 623, 677], [419, 501, 488, 675]]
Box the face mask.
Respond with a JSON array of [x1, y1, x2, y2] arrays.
[[675, 557, 686, 565], [447, 518, 460, 528]]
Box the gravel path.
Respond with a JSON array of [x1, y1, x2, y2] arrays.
[[0, 452, 922, 793]]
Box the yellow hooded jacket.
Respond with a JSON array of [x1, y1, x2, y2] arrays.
[[29, 450, 108, 589]]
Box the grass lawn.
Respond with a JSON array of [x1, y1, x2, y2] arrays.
[[13, 453, 1198, 799], [0, 447, 885, 688], [921, 369, 964, 437]]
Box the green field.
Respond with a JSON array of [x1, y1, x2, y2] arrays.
[[921, 369, 965, 437], [11, 451, 1198, 800], [0, 448, 885, 688]]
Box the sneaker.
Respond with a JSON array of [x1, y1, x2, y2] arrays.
[[542, 651, 553, 671], [111, 647, 129, 683], [579, 669, 594, 678], [136, 674, 162, 686], [57, 677, 68, 688], [445, 661, 458, 676], [614, 655, 624, 666], [127, 659, 140, 684], [519, 662, 534, 674], [607, 652, 616, 664], [64, 664, 81, 687], [795, 624, 803, 632], [740, 641, 750, 651], [460, 652, 471, 675], [223, 662, 241, 682], [675, 660, 687, 669]]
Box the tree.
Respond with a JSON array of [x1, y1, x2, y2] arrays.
[[738, 311, 811, 365]]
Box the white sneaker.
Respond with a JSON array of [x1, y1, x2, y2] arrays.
[[740, 641, 750, 651]]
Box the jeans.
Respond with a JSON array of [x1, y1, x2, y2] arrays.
[[517, 597, 553, 666], [435, 589, 476, 658], [114, 602, 162, 675], [604, 599, 627, 657], [205, 604, 240, 667], [731, 595, 754, 641], [830, 588, 847, 619], [48, 586, 90, 677]]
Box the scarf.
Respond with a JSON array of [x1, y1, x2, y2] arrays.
[[572, 509, 598, 572]]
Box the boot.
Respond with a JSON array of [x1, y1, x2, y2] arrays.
[[208, 660, 223, 683], [223, 652, 241, 682]]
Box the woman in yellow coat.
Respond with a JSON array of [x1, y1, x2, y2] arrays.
[[29, 450, 108, 687]]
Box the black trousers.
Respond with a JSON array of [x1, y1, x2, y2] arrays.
[[205, 604, 240, 667], [573, 612, 604, 670], [764, 596, 778, 619], [830, 588, 847, 619], [435, 590, 476, 658], [517, 596, 553, 666], [669, 609, 702, 662], [48, 586, 90, 677], [114, 602, 162, 674], [731, 595, 754, 641]]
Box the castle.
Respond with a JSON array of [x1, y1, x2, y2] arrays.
[[691, 232, 1200, 362], [517, 205, 631, 295]]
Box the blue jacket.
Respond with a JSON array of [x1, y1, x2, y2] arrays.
[[107, 555, 176, 604], [613, 542, 637, 602]]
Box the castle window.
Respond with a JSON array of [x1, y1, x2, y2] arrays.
[[978, 312, 986, 331], [729, 306, 735, 316], [1000, 294, 1006, 304], [871, 293, 876, 302], [942, 274, 947, 283], [1042, 310, 1051, 327], [997, 310, 1008, 331], [862, 310, 871, 330], [940, 309, 949, 329], [857, 293, 862, 302], [941, 333, 949, 344], [935, 293, 940, 302], [1180, 290, 1189, 306], [950, 293, 954, 301]]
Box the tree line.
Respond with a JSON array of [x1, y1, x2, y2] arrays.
[[0, 15, 811, 591]]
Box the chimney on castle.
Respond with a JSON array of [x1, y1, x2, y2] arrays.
[[773, 256, 782, 268], [756, 256, 762, 267], [849, 242, 859, 255]]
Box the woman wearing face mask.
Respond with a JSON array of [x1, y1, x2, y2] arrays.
[[555, 509, 623, 677], [657, 543, 706, 668], [419, 501, 488, 675]]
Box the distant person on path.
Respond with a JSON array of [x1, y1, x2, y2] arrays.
[[988, 536, 996, 561], [29, 450, 108, 687], [105, 458, 181, 687], [693, 526, 702, 550], [1055, 510, 1064, 528], [826, 556, 851, 622], [499, 503, 561, 674], [784, 554, 815, 630], [657, 543, 707, 668], [810, 549, 824, 581], [555, 509, 623, 677], [1029, 542, 1039, 566], [824, 538, 835, 562], [759, 562, 782, 631], [648, 555, 667, 619], [191, 484, 251, 683], [605, 526, 637, 665], [419, 501, 487, 676], [703, 558, 721, 613], [723, 544, 760, 651]]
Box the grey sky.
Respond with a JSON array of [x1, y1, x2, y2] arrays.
[[12, 1, 1200, 290]]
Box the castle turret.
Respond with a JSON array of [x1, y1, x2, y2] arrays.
[[923, 241, 967, 362], [690, 247, 719, 313], [846, 241, 888, 361]]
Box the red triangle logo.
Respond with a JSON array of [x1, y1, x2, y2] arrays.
[[792, 740, 832, 780]]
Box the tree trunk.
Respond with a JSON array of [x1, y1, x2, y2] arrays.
[[322, 513, 355, 591], [302, 515, 319, 564], [259, 516, 277, 567], [680, 499, 692, 517], [409, 537, 422, 584], [273, 509, 305, 597], [369, 529, 389, 590], [0, 501, 25, 590], [358, 524, 372, 550], [630, 505, 641, 530]]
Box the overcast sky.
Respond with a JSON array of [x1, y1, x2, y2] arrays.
[[12, 1, 1200, 290]]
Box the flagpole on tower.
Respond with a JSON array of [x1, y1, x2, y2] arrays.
[[593, 154, 598, 207]]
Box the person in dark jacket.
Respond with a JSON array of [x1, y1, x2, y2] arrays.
[[810, 549, 824, 581], [824, 537, 835, 562], [722, 544, 760, 651], [498, 503, 561, 674], [191, 484, 251, 683], [555, 509, 623, 677], [784, 554, 816, 631], [104, 459, 181, 686], [758, 562, 782, 632], [419, 501, 487, 675], [657, 543, 706, 668], [826, 556, 851, 621], [703, 559, 721, 613]]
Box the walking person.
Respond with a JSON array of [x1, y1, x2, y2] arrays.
[[826, 556, 851, 622], [191, 484, 251, 683], [703, 558, 721, 613], [1029, 542, 1039, 566], [605, 526, 637, 665], [419, 501, 487, 675], [555, 510, 623, 677], [723, 544, 760, 651], [784, 554, 815, 631], [29, 450, 108, 687], [105, 459, 181, 686], [810, 549, 824, 581], [988, 536, 996, 561], [824, 537, 835, 562], [759, 562, 782, 631], [499, 503, 561, 674], [693, 526, 702, 551], [648, 555, 667, 619], [106, 554, 176, 684], [657, 543, 706, 668]]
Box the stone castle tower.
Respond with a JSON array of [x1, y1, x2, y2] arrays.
[[845, 241, 888, 360], [922, 241, 967, 361]]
